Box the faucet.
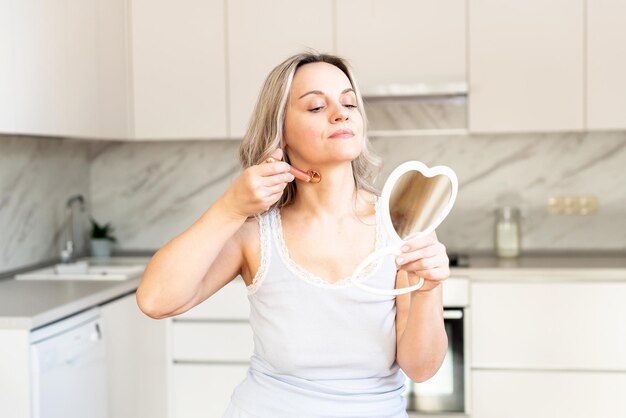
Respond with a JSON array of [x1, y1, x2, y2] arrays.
[[60, 194, 85, 263]]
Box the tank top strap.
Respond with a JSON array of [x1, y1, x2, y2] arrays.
[[247, 209, 273, 295]]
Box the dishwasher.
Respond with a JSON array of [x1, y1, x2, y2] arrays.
[[30, 307, 108, 418]]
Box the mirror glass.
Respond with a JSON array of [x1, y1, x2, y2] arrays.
[[389, 171, 453, 239]]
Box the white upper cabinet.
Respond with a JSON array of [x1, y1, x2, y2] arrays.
[[13, 0, 101, 138], [12, 0, 103, 139], [6, 1, 626, 140], [0, 0, 16, 133], [95, 0, 132, 139], [8, 0, 226, 140], [469, 0, 584, 133], [586, 0, 626, 130], [336, 0, 466, 96], [227, 0, 334, 138], [66, 0, 99, 138], [131, 0, 227, 139], [13, 0, 70, 136]]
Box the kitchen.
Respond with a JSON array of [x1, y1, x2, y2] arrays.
[[1, 0, 626, 417]]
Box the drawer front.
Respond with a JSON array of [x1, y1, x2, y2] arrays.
[[172, 322, 253, 362], [471, 281, 626, 370], [472, 369, 626, 418], [179, 278, 249, 320], [172, 363, 249, 418]]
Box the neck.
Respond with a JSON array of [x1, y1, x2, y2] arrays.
[[287, 163, 371, 219]]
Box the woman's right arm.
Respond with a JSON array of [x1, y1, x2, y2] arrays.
[[136, 153, 293, 319]]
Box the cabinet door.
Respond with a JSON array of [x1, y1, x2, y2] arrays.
[[13, 0, 100, 138], [172, 364, 249, 418], [131, 0, 227, 139], [13, 0, 68, 136], [172, 322, 253, 362], [472, 369, 626, 418], [471, 281, 626, 370], [95, 0, 132, 139], [66, 0, 99, 138], [177, 278, 249, 320], [101, 292, 168, 418], [336, 0, 466, 94], [587, 0, 626, 130], [0, 0, 16, 133], [227, 0, 334, 138], [469, 0, 584, 133]]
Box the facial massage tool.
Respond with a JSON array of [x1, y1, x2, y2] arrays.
[[265, 157, 321, 183]]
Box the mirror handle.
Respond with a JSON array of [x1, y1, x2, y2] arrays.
[[351, 247, 425, 296]]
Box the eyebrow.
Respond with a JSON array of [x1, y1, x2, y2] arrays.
[[298, 88, 355, 99]]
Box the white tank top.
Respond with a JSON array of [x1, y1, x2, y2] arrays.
[[224, 199, 408, 418]]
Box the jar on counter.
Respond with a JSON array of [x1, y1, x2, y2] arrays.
[[495, 206, 521, 258]]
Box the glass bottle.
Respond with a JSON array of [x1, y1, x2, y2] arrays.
[[495, 206, 521, 258]]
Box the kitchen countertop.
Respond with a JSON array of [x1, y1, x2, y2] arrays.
[[451, 251, 626, 281], [1, 252, 625, 331], [0, 257, 150, 330]]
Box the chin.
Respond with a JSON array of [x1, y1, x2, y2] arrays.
[[336, 146, 363, 163]]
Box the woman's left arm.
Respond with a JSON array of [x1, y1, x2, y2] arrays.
[[394, 231, 450, 382]]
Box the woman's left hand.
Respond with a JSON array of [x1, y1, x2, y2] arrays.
[[395, 231, 450, 292]]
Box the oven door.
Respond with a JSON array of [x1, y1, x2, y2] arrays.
[[405, 308, 465, 413]]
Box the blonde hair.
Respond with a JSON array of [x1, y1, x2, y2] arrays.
[[239, 52, 382, 210]]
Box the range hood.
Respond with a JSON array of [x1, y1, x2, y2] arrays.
[[361, 82, 468, 100], [362, 82, 469, 138]]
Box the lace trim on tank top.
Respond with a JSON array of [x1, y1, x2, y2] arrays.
[[271, 199, 385, 289], [247, 212, 270, 295]]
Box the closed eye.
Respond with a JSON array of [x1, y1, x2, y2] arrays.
[[309, 106, 325, 113]]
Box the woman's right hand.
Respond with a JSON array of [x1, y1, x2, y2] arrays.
[[220, 148, 294, 218]]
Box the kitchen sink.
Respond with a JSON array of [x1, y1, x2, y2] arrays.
[[15, 259, 146, 281]]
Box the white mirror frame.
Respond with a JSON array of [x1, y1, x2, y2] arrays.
[[351, 161, 459, 296]]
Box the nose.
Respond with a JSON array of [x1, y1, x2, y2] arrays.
[[331, 105, 349, 123]]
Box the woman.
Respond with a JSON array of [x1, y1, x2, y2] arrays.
[[137, 52, 450, 418]]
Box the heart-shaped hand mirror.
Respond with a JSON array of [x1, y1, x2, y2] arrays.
[[351, 161, 458, 296]]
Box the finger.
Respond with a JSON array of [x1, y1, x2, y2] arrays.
[[265, 189, 285, 205], [411, 266, 449, 282], [400, 233, 438, 253], [396, 240, 446, 265], [407, 276, 443, 291], [263, 182, 289, 196], [398, 253, 447, 271], [395, 245, 437, 265], [256, 160, 291, 177], [263, 172, 295, 186], [269, 148, 284, 161]]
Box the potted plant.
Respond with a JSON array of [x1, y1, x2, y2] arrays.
[[90, 217, 117, 258]]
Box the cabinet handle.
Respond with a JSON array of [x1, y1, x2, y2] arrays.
[[443, 310, 463, 320]]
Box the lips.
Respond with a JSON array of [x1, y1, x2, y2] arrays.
[[329, 128, 355, 139]]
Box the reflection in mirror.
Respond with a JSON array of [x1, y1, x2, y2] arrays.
[[389, 171, 453, 239]]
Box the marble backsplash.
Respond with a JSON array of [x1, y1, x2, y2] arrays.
[[1, 128, 626, 274], [0, 135, 91, 273]]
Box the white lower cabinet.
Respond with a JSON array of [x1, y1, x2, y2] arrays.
[[172, 322, 253, 362], [472, 369, 626, 418], [169, 279, 252, 418], [172, 363, 249, 418], [101, 292, 168, 418], [470, 279, 626, 417], [471, 281, 626, 370]]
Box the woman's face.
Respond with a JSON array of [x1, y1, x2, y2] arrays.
[[283, 62, 364, 167]]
